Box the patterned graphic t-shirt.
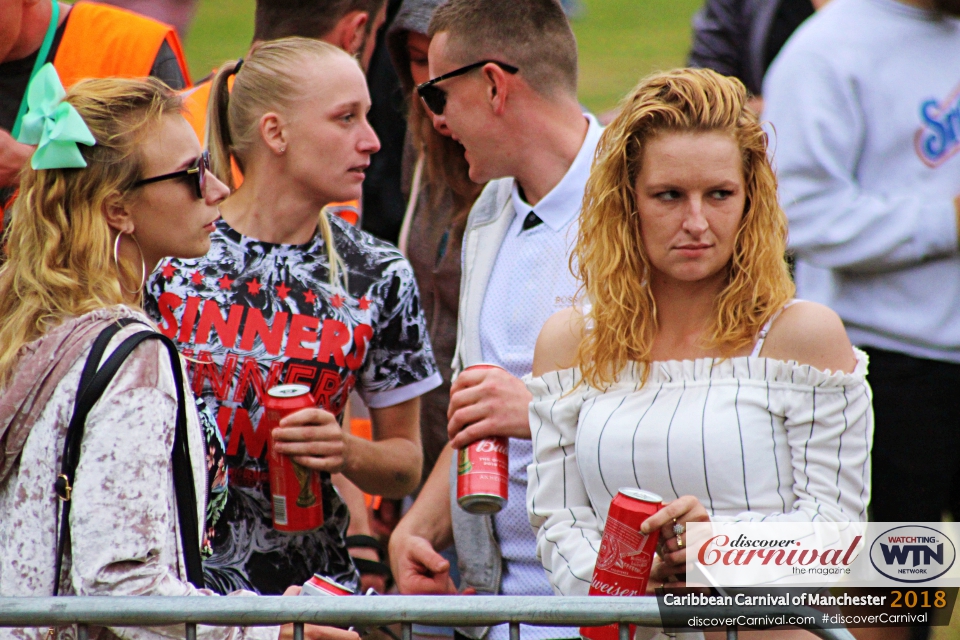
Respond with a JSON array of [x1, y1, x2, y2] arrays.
[[145, 216, 441, 595]]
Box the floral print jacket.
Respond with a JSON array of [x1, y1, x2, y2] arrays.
[[0, 308, 277, 640]]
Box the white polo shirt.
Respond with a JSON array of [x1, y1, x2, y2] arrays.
[[477, 114, 603, 640]]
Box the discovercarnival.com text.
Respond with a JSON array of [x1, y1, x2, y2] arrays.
[[686, 615, 816, 629]]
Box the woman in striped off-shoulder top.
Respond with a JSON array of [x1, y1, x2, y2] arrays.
[[524, 68, 873, 607]]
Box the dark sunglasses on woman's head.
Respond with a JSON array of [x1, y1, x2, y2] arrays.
[[132, 150, 210, 199], [416, 60, 519, 115]]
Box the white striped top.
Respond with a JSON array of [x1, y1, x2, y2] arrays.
[[525, 351, 873, 597]]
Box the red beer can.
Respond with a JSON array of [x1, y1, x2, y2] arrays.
[[456, 363, 509, 514], [264, 384, 324, 533], [581, 488, 663, 640], [300, 574, 355, 596]]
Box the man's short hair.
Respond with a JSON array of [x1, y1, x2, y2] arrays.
[[428, 0, 578, 98], [254, 0, 386, 42]]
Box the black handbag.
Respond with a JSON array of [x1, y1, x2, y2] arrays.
[[52, 317, 205, 594]]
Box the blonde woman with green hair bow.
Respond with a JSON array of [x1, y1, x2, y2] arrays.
[[0, 65, 358, 640]]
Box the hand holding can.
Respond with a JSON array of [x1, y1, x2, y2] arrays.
[[454, 364, 510, 514], [263, 384, 324, 533], [581, 489, 663, 640]]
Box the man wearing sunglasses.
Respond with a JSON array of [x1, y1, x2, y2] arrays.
[[388, 1, 602, 639]]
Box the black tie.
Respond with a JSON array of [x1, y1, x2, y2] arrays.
[[522, 211, 543, 231]]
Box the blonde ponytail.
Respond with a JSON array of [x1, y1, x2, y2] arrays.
[[204, 37, 359, 290]]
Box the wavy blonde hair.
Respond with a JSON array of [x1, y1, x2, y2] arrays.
[[574, 68, 794, 389], [0, 77, 182, 389], [207, 37, 354, 288]]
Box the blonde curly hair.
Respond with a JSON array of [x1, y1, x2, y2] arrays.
[[0, 77, 182, 389], [574, 68, 794, 389]]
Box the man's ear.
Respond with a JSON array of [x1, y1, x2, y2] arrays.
[[482, 64, 511, 115], [103, 194, 135, 235], [259, 111, 287, 155], [331, 10, 370, 56]]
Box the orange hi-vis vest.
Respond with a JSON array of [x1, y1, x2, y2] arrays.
[[181, 78, 361, 226], [53, 2, 191, 89], [1, 2, 191, 226]]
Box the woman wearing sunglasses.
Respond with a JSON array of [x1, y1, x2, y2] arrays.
[[0, 70, 351, 640], [145, 37, 441, 597]]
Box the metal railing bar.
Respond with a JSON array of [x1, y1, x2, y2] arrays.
[[509, 622, 519, 640], [401, 622, 411, 640], [294, 622, 303, 640], [617, 622, 629, 640], [77, 624, 89, 640], [186, 623, 196, 640], [727, 627, 737, 640], [0, 597, 855, 640]]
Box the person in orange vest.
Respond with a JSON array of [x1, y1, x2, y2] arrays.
[[182, 0, 386, 226], [1, 0, 191, 226]]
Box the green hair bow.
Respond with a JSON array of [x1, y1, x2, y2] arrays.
[[16, 63, 96, 170]]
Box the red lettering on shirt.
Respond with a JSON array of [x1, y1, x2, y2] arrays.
[[285, 314, 320, 360], [178, 296, 202, 343], [233, 356, 284, 404], [224, 406, 267, 458], [156, 292, 183, 339], [195, 300, 244, 348], [314, 368, 345, 414], [192, 350, 239, 402], [317, 319, 349, 367], [238, 308, 288, 355], [344, 323, 372, 370]]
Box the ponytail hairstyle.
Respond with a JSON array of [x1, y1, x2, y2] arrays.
[[574, 68, 794, 389], [207, 37, 355, 289], [0, 77, 182, 389]]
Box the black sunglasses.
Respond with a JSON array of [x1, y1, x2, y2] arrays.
[[416, 60, 519, 115], [133, 150, 210, 199]]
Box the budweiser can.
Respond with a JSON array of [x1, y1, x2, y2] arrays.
[[264, 384, 323, 533], [300, 574, 355, 596], [581, 488, 663, 640], [456, 363, 509, 514]]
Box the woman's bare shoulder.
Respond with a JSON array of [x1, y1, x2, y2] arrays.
[[760, 301, 857, 373], [532, 307, 585, 377]]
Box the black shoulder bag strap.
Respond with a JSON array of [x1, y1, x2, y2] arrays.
[[53, 318, 205, 594]]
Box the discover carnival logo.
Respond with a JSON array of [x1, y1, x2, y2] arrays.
[[916, 84, 960, 168], [869, 526, 956, 583]]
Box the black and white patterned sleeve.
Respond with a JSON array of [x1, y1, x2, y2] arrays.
[[356, 257, 442, 408]]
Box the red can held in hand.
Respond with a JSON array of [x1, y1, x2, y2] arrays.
[[456, 363, 509, 515], [581, 488, 663, 640], [263, 384, 324, 534]]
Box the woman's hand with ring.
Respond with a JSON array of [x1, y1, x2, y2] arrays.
[[641, 495, 710, 567]]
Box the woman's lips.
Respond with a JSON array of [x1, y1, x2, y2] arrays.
[[203, 215, 220, 232], [674, 243, 713, 257]]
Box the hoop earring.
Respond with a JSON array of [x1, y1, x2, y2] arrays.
[[113, 232, 146, 295]]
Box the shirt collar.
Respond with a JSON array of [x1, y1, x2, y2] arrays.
[[510, 113, 604, 232]]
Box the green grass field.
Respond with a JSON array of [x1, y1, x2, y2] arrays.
[[183, 0, 702, 112]]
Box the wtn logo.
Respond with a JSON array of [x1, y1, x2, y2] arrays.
[[870, 526, 956, 583], [880, 542, 943, 568]]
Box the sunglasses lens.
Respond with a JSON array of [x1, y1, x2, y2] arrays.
[[197, 151, 209, 199], [420, 86, 446, 115]]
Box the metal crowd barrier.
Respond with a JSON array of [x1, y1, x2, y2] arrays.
[[0, 596, 854, 640]]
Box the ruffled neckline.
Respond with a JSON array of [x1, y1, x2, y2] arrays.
[[525, 347, 869, 391]]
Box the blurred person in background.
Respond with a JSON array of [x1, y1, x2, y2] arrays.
[[687, 0, 828, 113], [527, 72, 871, 640], [388, 2, 597, 639], [0, 0, 191, 226], [386, 0, 484, 493], [764, 2, 960, 637], [145, 38, 441, 597], [0, 70, 357, 640], [97, 0, 198, 38]]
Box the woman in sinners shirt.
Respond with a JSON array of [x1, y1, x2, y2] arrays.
[[526, 68, 872, 606]]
